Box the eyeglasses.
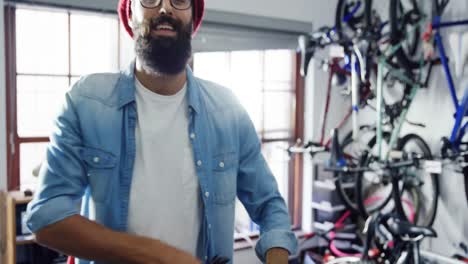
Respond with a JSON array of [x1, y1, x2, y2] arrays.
[[139, 0, 192, 10]]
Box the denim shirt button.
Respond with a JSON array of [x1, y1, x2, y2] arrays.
[[93, 157, 100, 163], [205, 192, 210, 198], [219, 162, 225, 168], [197, 160, 203, 166]]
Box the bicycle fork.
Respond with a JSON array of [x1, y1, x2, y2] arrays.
[[351, 53, 360, 141]]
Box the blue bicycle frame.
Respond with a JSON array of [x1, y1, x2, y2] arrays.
[[432, 16, 468, 151]]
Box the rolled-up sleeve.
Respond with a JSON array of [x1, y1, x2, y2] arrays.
[[26, 89, 88, 233], [235, 108, 298, 262]]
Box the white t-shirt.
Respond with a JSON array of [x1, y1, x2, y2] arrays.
[[127, 77, 202, 256]]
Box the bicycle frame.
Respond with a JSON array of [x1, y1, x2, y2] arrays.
[[374, 12, 468, 160], [321, 56, 373, 148], [319, 58, 353, 148], [432, 16, 468, 151], [376, 56, 421, 161]]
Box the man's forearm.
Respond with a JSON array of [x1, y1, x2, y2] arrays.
[[266, 247, 289, 264], [34, 215, 200, 264]]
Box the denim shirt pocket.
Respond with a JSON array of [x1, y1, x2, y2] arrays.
[[81, 147, 117, 203], [212, 151, 237, 205]]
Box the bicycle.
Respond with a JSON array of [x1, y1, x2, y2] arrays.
[[298, 211, 438, 264], [389, 0, 468, 204], [297, 1, 433, 219]]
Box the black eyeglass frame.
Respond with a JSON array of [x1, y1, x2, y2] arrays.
[[139, 0, 192, 10]]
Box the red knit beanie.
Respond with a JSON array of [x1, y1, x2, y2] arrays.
[[118, 0, 205, 38]]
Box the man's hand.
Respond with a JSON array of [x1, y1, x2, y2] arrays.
[[34, 215, 202, 264], [166, 248, 202, 264], [266, 247, 289, 264]]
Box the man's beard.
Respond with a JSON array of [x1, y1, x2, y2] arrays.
[[134, 15, 192, 75]]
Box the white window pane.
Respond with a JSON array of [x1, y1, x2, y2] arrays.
[[71, 13, 119, 75], [263, 130, 292, 139], [262, 142, 290, 205], [70, 77, 81, 87], [119, 21, 135, 70], [264, 50, 294, 82], [193, 52, 231, 87], [264, 81, 293, 92], [16, 9, 69, 75], [264, 91, 294, 133], [230, 81, 263, 131], [17, 76, 70, 137], [20, 143, 49, 191], [231, 51, 263, 82]]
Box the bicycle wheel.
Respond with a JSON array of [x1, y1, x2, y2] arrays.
[[390, 0, 431, 70], [335, 126, 393, 216], [393, 134, 439, 227], [335, 0, 372, 41], [354, 130, 394, 217]]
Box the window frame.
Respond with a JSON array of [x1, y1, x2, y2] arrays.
[[4, 5, 124, 191]]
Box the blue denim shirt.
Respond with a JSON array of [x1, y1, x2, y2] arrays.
[[26, 60, 297, 264]]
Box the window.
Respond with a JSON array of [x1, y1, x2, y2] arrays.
[[194, 50, 304, 235], [5, 6, 134, 191]]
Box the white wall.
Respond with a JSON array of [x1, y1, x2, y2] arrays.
[[205, 0, 315, 23], [0, 0, 7, 191], [205, 0, 338, 25]]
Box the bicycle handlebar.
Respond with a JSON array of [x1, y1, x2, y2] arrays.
[[324, 153, 426, 174], [287, 143, 328, 156]]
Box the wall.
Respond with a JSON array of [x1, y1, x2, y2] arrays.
[[205, 0, 314, 23], [0, 0, 6, 191], [304, 0, 468, 258]]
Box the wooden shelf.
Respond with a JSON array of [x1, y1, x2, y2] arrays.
[[16, 234, 35, 246], [1, 191, 35, 263], [8, 190, 33, 205]]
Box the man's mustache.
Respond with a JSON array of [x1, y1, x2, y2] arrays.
[[138, 16, 181, 38]]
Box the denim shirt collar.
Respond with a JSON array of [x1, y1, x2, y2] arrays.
[[116, 59, 201, 114]]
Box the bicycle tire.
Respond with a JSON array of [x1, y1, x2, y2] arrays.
[[390, 0, 429, 70], [335, 127, 393, 216], [335, 0, 372, 41], [334, 127, 372, 214], [393, 134, 439, 227], [354, 130, 394, 218]]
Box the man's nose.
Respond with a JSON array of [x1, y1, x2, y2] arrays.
[[159, 0, 174, 15]]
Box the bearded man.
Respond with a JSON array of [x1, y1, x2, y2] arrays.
[[26, 0, 297, 263]]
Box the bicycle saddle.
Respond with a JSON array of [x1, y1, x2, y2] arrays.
[[386, 218, 437, 239]]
